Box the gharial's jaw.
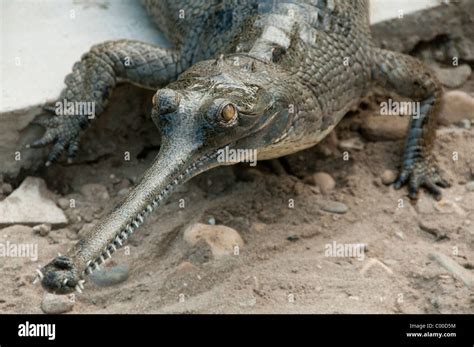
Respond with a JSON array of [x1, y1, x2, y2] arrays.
[[37, 136, 224, 294]]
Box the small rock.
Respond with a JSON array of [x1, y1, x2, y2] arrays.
[[432, 64, 472, 89], [1, 183, 12, 195], [0, 177, 67, 226], [174, 261, 198, 277], [66, 229, 80, 240], [80, 183, 109, 201], [394, 231, 405, 240], [307, 172, 336, 194], [287, 235, 299, 242], [360, 115, 409, 141], [41, 293, 74, 314], [57, 198, 70, 210], [338, 137, 365, 151], [183, 223, 244, 259], [465, 182, 474, 192], [207, 216, 216, 225], [319, 200, 348, 214], [32, 223, 51, 237], [439, 91, 474, 125], [381, 170, 397, 185], [116, 179, 132, 190], [432, 64, 472, 88], [90, 264, 129, 287], [252, 222, 266, 233], [456, 119, 471, 129]]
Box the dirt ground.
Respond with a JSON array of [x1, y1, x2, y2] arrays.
[[1, 74, 473, 313]]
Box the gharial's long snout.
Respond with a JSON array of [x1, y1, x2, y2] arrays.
[[37, 90, 217, 294]]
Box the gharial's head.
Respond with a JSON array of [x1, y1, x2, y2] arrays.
[[39, 54, 294, 295], [150, 54, 292, 162]]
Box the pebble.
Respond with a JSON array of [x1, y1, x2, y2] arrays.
[[457, 119, 471, 129], [32, 223, 51, 237], [394, 231, 405, 240], [41, 293, 74, 314], [173, 261, 198, 277], [381, 170, 397, 185], [439, 91, 474, 125], [319, 200, 348, 214], [307, 172, 336, 194], [432, 64, 472, 88], [207, 216, 216, 225], [66, 229, 80, 240], [465, 181, 474, 192], [183, 223, 244, 259], [360, 115, 409, 141], [90, 264, 130, 287], [80, 183, 109, 201], [57, 198, 70, 210]]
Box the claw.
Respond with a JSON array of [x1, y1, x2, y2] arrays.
[[35, 269, 44, 279], [32, 276, 40, 285], [75, 285, 83, 294]]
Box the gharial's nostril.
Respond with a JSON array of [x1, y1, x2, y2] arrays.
[[155, 88, 180, 115]]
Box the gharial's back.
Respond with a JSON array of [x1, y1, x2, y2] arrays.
[[141, 0, 372, 64]]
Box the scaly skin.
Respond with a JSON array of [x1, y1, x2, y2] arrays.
[[32, 0, 447, 294]]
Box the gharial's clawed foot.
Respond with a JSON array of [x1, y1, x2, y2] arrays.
[[27, 113, 88, 166], [393, 159, 449, 201]]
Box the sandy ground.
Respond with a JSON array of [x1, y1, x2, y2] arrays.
[[1, 73, 473, 313]]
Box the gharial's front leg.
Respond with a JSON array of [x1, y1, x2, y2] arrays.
[[371, 49, 449, 200], [29, 39, 182, 165]]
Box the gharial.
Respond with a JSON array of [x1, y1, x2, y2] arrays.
[[30, 0, 449, 294]]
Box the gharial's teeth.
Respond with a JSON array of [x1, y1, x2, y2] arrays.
[[75, 285, 82, 294], [100, 255, 105, 263], [36, 269, 44, 279], [116, 237, 123, 246], [94, 262, 100, 271], [78, 280, 85, 290], [63, 279, 68, 286]]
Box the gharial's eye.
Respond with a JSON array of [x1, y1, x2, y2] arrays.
[[220, 103, 238, 124]]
